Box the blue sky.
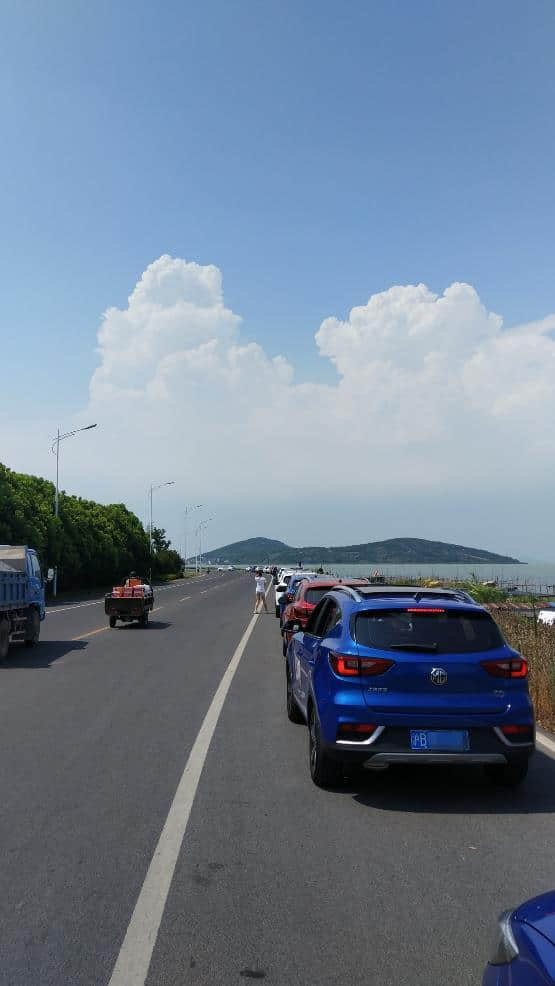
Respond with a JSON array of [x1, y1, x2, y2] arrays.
[[1, 0, 555, 556]]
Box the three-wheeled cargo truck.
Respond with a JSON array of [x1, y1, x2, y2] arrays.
[[0, 545, 46, 659], [104, 578, 154, 628]]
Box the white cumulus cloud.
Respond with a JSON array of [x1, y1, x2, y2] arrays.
[[74, 254, 555, 552]]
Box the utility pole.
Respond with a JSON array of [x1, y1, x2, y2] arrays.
[[196, 517, 214, 572], [149, 481, 175, 582], [194, 522, 202, 573], [50, 423, 97, 597], [183, 504, 202, 569]]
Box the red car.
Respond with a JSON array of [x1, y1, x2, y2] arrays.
[[281, 577, 369, 655]]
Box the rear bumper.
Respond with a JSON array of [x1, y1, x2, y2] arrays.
[[321, 725, 535, 767], [366, 752, 507, 765]]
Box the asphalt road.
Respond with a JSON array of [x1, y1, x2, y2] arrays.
[[1, 572, 555, 986]]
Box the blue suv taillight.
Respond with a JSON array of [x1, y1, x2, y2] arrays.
[[329, 653, 394, 677], [337, 723, 377, 740], [500, 724, 534, 742], [481, 657, 528, 678]]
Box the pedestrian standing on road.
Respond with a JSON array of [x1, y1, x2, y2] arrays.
[[254, 569, 268, 614]]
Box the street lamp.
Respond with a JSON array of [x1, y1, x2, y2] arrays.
[[196, 517, 214, 571], [183, 504, 202, 568], [149, 481, 175, 580], [50, 423, 97, 597]]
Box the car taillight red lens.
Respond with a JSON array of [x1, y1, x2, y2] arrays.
[[500, 724, 534, 740], [359, 658, 394, 675], [293, 603, 310, 618], [338, 723, 376, 734], [330, 654, 359, 676], [481, 658, 528, 678], [329, 653, 394, 677], [337, 723, 377, 740]]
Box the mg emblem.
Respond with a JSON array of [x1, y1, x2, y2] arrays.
[[430, 667, 448, 686]]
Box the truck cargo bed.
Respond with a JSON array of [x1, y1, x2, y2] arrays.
[[104, 596, 153, 614], [0, 567, 27, 609]]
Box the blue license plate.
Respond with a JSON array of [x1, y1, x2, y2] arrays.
[[410, 729, 470, 752]]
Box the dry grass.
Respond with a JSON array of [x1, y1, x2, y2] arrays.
[[489, 608, 555, 731]]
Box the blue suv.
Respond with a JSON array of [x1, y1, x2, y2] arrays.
[[285, 586, 535, 788], [483, 891, 555, 984]]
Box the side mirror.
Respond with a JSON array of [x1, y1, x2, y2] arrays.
[[292, 622, 302, 633], [47, 568, 54, 582]]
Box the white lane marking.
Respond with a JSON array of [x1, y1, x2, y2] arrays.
[[108, 581, 270, 986], [537, 728, 555, 757], [48, 599, 104, 614], [51, 574, 237, 615], [179, 579, 236, 603], [46, 577, 211, 614]]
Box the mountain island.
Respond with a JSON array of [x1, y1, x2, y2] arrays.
[[202, 537, 522, 566]]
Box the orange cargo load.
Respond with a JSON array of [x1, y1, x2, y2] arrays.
[[112, 586, 124, 597]]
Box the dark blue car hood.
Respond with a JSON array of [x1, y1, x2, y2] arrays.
[[514, 891, 555, 946]]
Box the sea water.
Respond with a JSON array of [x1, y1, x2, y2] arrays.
[[280, 561, 555, 591]]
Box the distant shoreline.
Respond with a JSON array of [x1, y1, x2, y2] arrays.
[[204, 536, 523, 567], [245, 558, 529, 568]]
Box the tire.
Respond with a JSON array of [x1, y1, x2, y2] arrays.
[[25, 608, 40, 646], [286, 666, 304, 724], [282, 635, 288, 658], [275, 605, 280, 618], [109, 615, 117, 628], [0, 619, 9, 661], [139, 610, 149, 627], [484, 760, 529, 788], [308, 704, 342, 787]]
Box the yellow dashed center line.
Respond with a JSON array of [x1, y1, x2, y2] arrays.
[[72, 607, 164, 640], [72, 626, 109, 641]]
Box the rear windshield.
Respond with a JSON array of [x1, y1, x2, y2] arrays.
[[305, 586, 332, 605], [354, 609, 504, 654]]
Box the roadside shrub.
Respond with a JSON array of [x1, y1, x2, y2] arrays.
[[490, 608, 555, 731]]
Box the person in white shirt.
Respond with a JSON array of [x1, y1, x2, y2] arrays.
[[254, 569, 268, 614]]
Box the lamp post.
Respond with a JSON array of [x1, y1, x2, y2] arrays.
[[149, 481, 175, 581], [196, 517, 214, 571], [183, 504, 202, 569], [50, 423, 97, 597]]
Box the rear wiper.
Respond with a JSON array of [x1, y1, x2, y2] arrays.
[[387, 642, 438, 651]]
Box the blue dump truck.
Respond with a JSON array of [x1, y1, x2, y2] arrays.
[[0, 546, 46, 659]]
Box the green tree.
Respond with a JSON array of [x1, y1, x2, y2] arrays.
[[150, 527, 171, 552], [0, 463, 175, 591]]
